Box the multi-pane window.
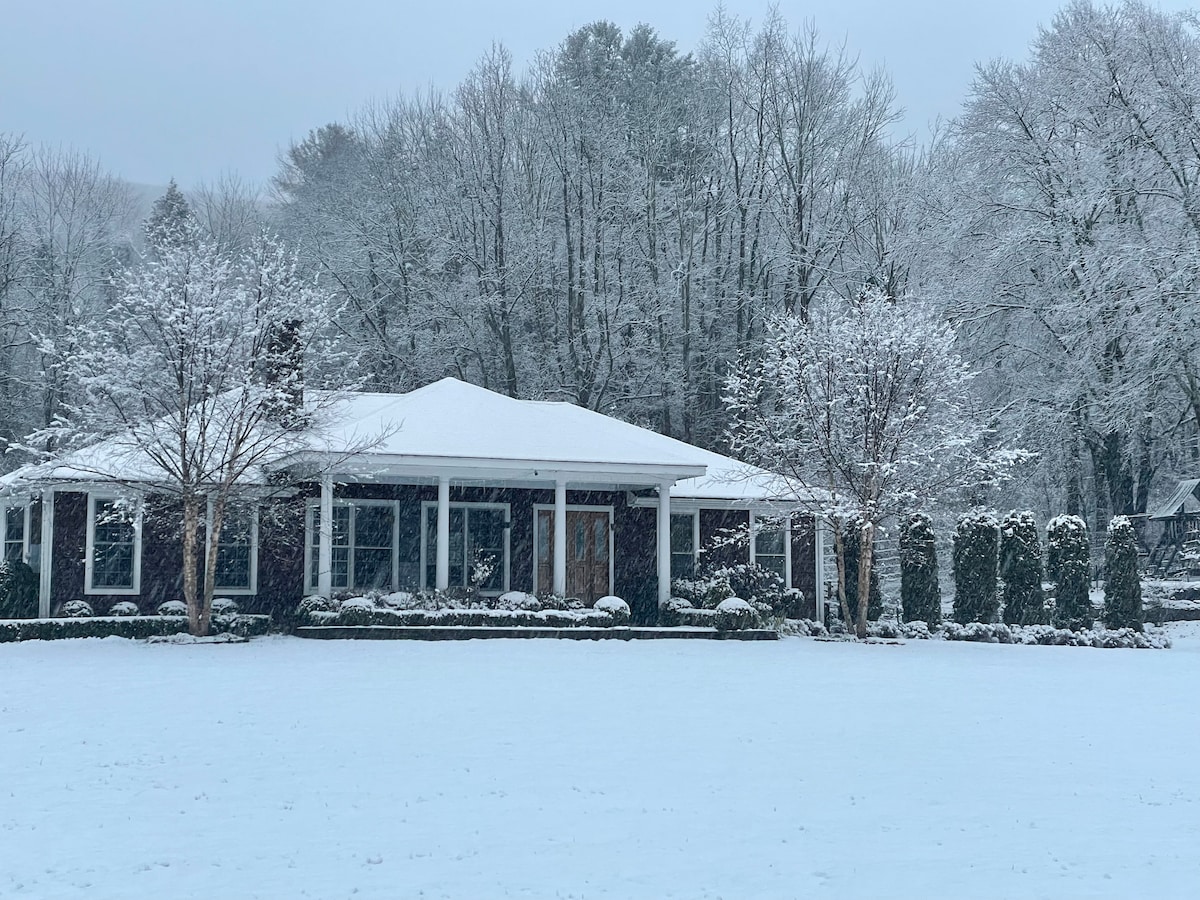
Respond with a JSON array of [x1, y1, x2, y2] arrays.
[[423, 503, 508, 592], [307, 502, 396, 593], [88, 497, 139, 592], [670, 512, 697, 578], [213, 505, 257, 593], [3, 505, 25, 564], [753, 520, 787, 581]]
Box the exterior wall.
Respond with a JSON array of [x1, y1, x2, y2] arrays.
[[45, 484, 819, 623]]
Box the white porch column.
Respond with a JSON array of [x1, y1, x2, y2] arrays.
[[784, 514, 793, 588], [317, 474, 334, 597], [38, 488, 54, 618], [435, 475, 450, 591], [552, 477, 567, 596], [656, 480, 672, 606]]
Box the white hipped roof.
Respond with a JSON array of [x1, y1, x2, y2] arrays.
[[2, 377, 797, 504]]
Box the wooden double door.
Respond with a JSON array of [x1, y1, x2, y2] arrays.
[[536, 508, 612, 605]]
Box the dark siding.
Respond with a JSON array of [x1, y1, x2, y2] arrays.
[[50, 492, 86, 607], [789, 516, 818, 619]]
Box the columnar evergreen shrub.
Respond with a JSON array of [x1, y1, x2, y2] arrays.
[[0, 560, 38, 619], [952, 508, 999, 623], [899, 513, 941, 624], [1103, 515, 1143, 631], [999, 510, 1046, 625], [1047, 515, 1092, 630], [842, 521, 882, 625]]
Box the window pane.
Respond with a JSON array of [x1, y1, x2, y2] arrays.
[[5, 506, 24, 543], [537, 511, 551, 564], [353, 548, 392, 590], [92, 500, 134, 589], [355, 505, 393, 549], [594, 518, 608, 562], [670, 514, 694, 556], [467, 508, 505, 592], [574, 518, 586, 561], [756, 527, 785, 556], [671, 552, 695, 578], [332, 547, 350, 589], [215, 545, 251, 589]]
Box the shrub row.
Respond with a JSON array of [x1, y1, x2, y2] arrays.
[[306, 605, 627, 629], [0, 614, 271, 643], [867, 619, 1168, 649], [658, 596, 764, 630]]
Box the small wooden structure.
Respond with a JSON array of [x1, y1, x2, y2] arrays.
[[1146, 478, 1200, 576]]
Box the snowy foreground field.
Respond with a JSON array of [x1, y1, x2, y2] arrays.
[[4, 629, 1200, 900]]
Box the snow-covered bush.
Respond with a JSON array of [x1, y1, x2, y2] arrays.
[[900, 512, 940, 624], [107, 601, 140, 617], [211, 597, 240, 616], [376, 591, 422, 610], [1103, 516, 1142, 631], [1047, 515, 1092, 630], [336, 596, 376, 626], [594, 595, 630, 625], [496, 591, 541, 612], [0, 614, 271, 643], [674, 563, 786, 616], [658, 596, 694, 626], [779, 618, 828, 638], [999, 510, 1046, 625], [297, 595, 337, 619], [715, 597, 759, 632], [157, 599, 188, 617], [538, 594, 585, 611], [953, 508, 999, 624], [62, 599, 94, 618], [0, 560, 38, 619]]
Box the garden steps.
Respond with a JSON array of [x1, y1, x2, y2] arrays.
[[296, 625, 779, 641]]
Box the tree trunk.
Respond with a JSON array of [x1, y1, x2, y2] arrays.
[[856, 521, 875, 639], [833, 519, 852, 628], [182, 495, 205, 636], [202, 495, 226, 636]]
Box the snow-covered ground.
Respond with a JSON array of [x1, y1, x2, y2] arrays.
[[3, 627, 1199, 899]]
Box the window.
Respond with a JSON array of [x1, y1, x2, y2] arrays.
[[670, 512, 698, 578], [752, 515, 788, 582], [3, 503, 26, 564], [86, 496, 141, 594], [211, 503, 258, 594], [306, 501, 398, 593], [421, 502, 509, 593]]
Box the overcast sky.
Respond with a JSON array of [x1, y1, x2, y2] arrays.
[[1, 1, 1194, 189]]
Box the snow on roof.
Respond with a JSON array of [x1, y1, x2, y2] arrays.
[[1149, 478, 1200, 520], [2, 378, 795, 502]]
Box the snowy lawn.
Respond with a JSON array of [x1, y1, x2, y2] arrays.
[[3, 628, 1199, 899]]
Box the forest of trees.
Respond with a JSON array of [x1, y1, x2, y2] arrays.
[[1, 0, 1198, 537]]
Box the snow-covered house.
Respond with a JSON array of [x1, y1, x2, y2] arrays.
[[0, 379, 823, 621]]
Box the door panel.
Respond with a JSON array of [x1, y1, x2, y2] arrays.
[[536, 509, 611, 604]]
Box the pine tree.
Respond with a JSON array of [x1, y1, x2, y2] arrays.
[[999, 510, 1046, 625], [952, 508, 999, 623], [1047, 515, 1093, 630], [144, 178, 194, 254], [1103, 515, 1143, 631], [900, 512, 941, 623]]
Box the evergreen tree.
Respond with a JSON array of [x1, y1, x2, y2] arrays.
[[1103, 515, 1143, 631], [952, 508, 999, 623], [900, 512, 941, 623], [842, 519, 883, 625], [144, 178, 194, 254], [999, 510, 1046, 625], [1047, 515, 1093, 630]]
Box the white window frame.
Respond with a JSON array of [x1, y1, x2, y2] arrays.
[[531, 504, 614, 597], [670, 509, 700, 577], [749, 511, 791, 588], [304, 499, 402, 595], [419, 501, 511, 594], [206, 499, 259, 596], [0, 499, 31, 565], [85, 493, 143, 596]]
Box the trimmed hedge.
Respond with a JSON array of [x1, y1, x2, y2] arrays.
[[310, 606, 624, 629], [871, 619, 1168, 649], [0, 614, 271, 643]]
